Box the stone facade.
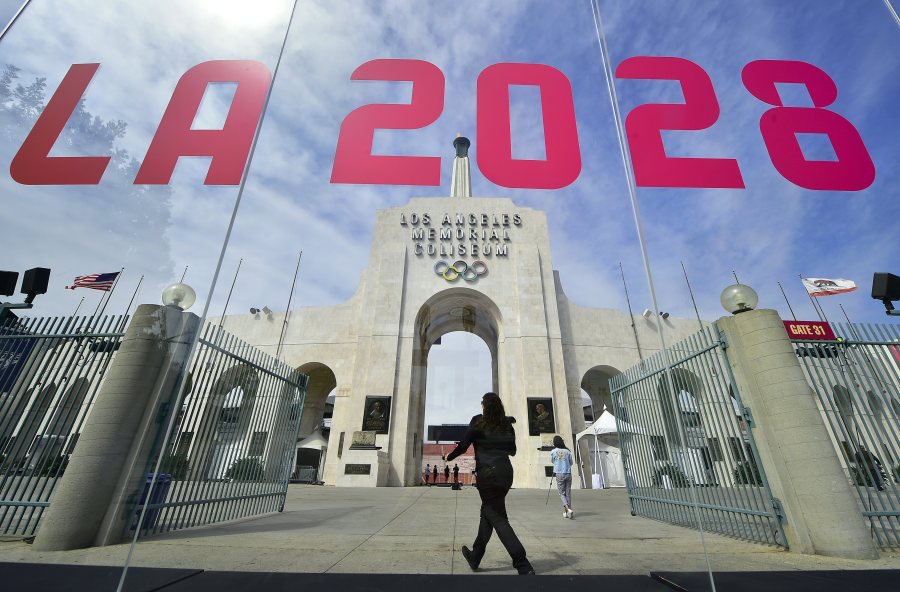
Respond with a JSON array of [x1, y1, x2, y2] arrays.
[[217, 191, 704, 488]]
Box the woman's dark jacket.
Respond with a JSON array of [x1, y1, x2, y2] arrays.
[[445, 414, 516, 472]]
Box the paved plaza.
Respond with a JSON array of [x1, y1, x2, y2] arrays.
[[2, 486, 899, 576]]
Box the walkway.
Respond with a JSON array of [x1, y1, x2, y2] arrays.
[[1, 486, 898, 575]]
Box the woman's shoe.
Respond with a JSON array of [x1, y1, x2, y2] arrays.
[[518, 567, 536, 575], [567, 509, 574, 519], [461, 546, 478, 571]]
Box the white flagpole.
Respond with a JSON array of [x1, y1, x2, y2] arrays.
[[0, 0, 32, 42], [117, 0, 302, 588], [590, 3, 715, 586]]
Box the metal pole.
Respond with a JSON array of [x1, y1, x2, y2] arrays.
[[116, 1, 302, 589], [800, 275, 826, 322], [276, 252, 302, 361], [120, 275, 144, 329], [882, 0, 900, 27], [94, 268, 124, 320], [0, 0, 31, 42], [70, 297, 85, 318], [619, 262, 644, 361], [217, 258, 242, 330], [777, 281, 797, 321], [681, 261, 704, 332], [590, 3, 716, 588]]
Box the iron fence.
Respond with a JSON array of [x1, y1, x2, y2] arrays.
[[609, 325, 786, 547], [793, 322, 900, 548], [0, 314, 127, 536], [135, 322, 307, 537]]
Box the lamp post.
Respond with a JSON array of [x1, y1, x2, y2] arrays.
[[161, 282, 196, 311], [720, 283, 759, 314]]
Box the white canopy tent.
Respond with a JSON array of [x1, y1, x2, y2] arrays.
[[575, 410, 643, 489], [575, 410, 645, 440], [296, 432, 329, 482]]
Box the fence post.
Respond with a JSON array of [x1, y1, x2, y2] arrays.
[[718, 309, 878, 559], [33, 304, 199, 550]]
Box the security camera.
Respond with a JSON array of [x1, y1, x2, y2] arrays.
[[661, 312, 670, 320], [250, 307, 260, 314], [642, 309, 652, 319], [262, 306, 273, 316]]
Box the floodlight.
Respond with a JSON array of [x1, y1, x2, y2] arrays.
[[872, 273, 900, 316]]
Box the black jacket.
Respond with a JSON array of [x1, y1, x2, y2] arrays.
[[446, 414, 516, 472]]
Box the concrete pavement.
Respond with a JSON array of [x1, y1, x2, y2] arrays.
[[1, 485, 899, 576]]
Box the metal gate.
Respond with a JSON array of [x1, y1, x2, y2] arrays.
[[135, 323, 308, 537], [793, 322, 900, 548], [1, 314, 308, 539], [609, 325, 786, 547], [0, 314, 127, 536]]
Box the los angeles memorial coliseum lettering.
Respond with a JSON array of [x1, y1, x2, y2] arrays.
[[401, 212, 522, 257]]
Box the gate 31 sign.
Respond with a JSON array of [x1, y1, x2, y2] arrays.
[[8, 57, 875, 191]]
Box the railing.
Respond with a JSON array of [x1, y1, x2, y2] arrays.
[[135, 322, 307, 537], [609, 326, 786, 547], [793, 322, 900, 548], [293, 465, 317, 483], [0, 315, 127, 536]]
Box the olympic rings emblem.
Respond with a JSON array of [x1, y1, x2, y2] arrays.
[[434, 260, 488, 282]]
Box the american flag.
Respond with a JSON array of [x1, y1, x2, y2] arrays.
[[65, 272, 120, 291]]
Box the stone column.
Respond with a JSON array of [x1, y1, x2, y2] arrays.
[[718, 309, 878, 559], [34, 304, 199, 550]]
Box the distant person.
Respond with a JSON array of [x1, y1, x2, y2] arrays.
[[425, 463, 431, 485], [551, 435, 574, 519], [444, 465, 451, 483], [444, 392, 534, 575], [433, 464, 438, 484], [453, 464, 460, 484]]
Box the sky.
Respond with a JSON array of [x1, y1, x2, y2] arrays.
[[1, 1, 898, 428]]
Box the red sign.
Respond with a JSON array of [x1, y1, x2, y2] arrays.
[[783, 320, 836, 341]]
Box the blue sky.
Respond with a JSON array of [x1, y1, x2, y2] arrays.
[[1, 1, 898, 425]]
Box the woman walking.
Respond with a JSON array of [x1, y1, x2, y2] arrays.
[[445, 392, 534, 575], [551, 435, 574, 519]]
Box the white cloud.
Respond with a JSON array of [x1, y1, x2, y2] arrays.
[[1, 0, 896, 360]]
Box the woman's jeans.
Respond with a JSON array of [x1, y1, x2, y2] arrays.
[[470, 466, 531, 572], [556, 472, 572, 508]]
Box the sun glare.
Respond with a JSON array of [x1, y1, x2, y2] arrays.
[[204, 0, 290, 30]]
